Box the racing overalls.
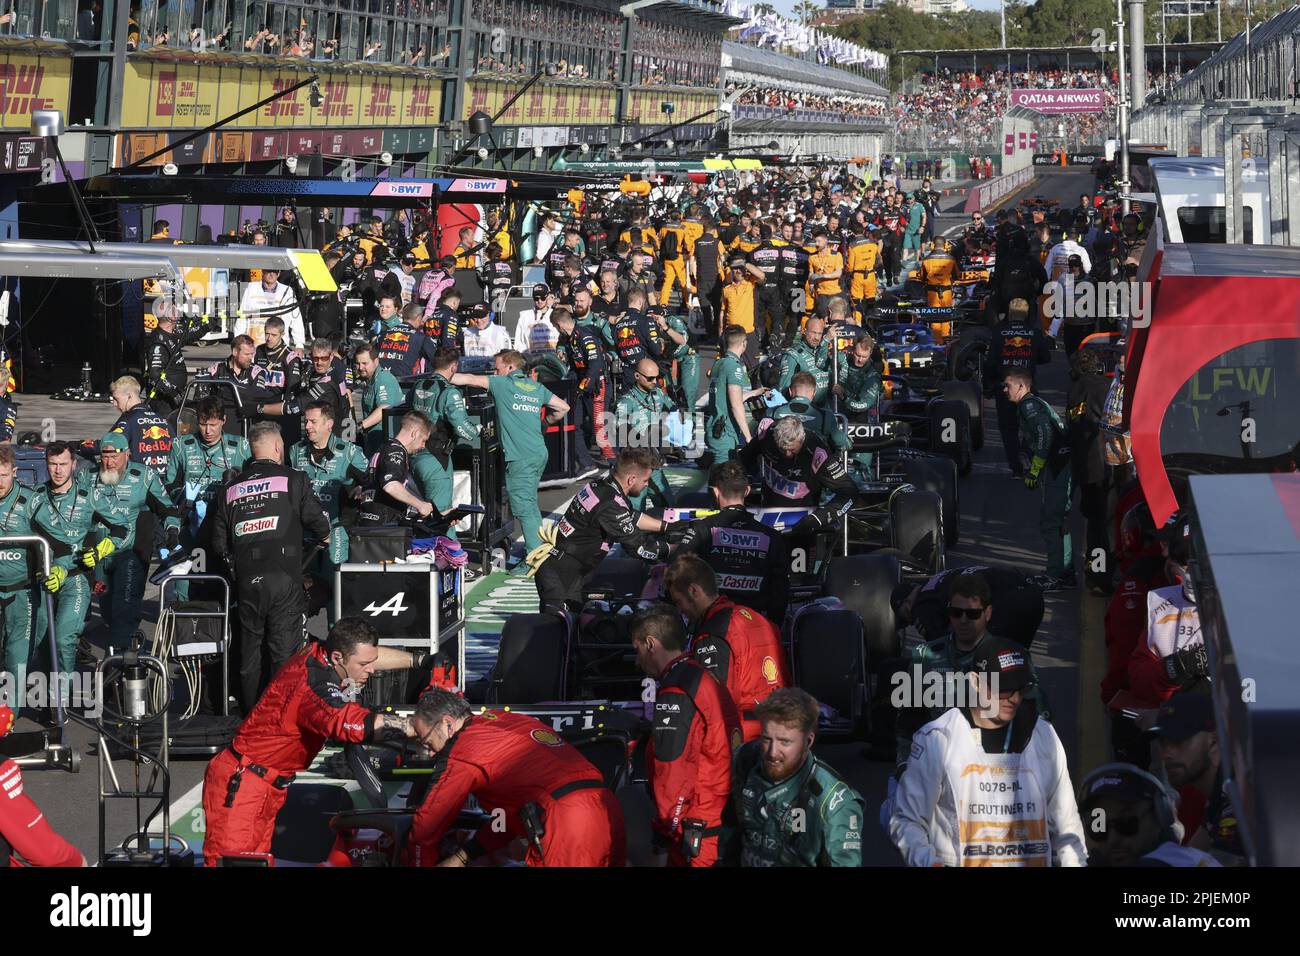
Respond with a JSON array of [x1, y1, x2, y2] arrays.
[[770, 397, 848, 452], [165, 432, 250, 597], [846, 235, 881, 314], [288, 435, 368, 564], [704, 350, 751, 463], [487, 370, 555, 555], [374, 321, 438, 379], [559, 324, 615, 465], [110, 402, 173, 477], [84, 463, 181, 648], [689, 595, 790, 742], [612, 310, 666, 391], [676, 505, 790, 623], [360, 365, 404, 456], [918, 248, 958, 310], [984, 319, 1051, 474], [890, 704, 1087, 867], [143, 317, 212, 414], [282, 363, 347, 432], [1125, 584, 1205, 709], [661, 311, 699, 410], [421, 304, 462, 351], [410, 710, 626, 867], [0, 757, 83, 866], [1101, 555, 1171, 766], [200, 643, 385, 864], [748, 239, 786, 346], [776, 338, 834, 406], [613, 385, 676, 510], [647, 653, 742, 867], [252, 341, 304, 395], [1018, 395, 1073, 579], [732, 744, 864, 867], [777, 243, 811, 341], [840, 352, 883, 472], [533, 476, 669, 615], [0, 484, 39, 715], [410, 374, 479, 538], [480, 257, 516, 313], [210, 459, 331, 710], [356, 439, 424, 526], [658, 217, 689, 305]]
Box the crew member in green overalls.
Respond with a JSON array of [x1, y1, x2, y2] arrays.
[[655, 309, 699, 409], [769, 372, 848, 452], [705, 326, 768, 466], [836, 331, 882, 474], [289, 399, 368, 568], [355, 341, 404, 456], [412, 349, 481, 541], [1004, 369, 1075, 590], [777, 316, 835, 406], [452, 350, 569, 571], [615, 358, 676, 511], [0, 444, 40, 715]]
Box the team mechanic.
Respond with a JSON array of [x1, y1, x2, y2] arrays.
[[731, 689, 864, 867], [673, 460, 789, 623], [631, 606, 742, 867], [664, 555, 790, 742], [288, 401, 367, 569], [408, 689, 626, 867], [529, 448, 675, 615], [0, 706, 85, 866], [200, 620, 418, 864], [210, 421, 332, 712], [739, 415, 856, 539], [411, 350, 482, 539]]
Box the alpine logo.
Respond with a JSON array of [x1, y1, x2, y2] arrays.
[[234, 517, 278, 536], [364, 592, 409, 617]]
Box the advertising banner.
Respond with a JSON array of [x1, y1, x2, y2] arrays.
[[463, 79, 616, 127], [121, 59, 443, 131], [0, 52, 72, 130], [1008, 89, 1105, 114]]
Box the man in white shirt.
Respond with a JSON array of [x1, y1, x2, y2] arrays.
[[1045, 219, 1092, 287], [533, 213, 563, 265], [236, 269, 305, 348], [513, 284, 559, 353], [462, 304, 512, 357]]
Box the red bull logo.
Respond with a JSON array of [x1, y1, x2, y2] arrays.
[[141, 425, 169, 440], [1005, 336, 1031, 349]]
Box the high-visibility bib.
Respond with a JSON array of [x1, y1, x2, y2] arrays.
[[948, 725, 1051, 867]]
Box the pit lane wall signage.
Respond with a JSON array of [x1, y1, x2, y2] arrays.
[[0, 51, 71, 130], [964, 165, 1035, 214], [1008, 89, 1105, 114], [120, 58, 442, 130], [1001, 115, 1038, 176], [464, 79, 616, 126], [1032, 152, 1102, 166]]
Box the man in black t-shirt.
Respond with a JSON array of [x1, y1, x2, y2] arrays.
[[357, 412, 436, 525]]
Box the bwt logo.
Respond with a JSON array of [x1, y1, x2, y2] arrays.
[[389, 184, 424, 195], [0, 64, 52, 117]]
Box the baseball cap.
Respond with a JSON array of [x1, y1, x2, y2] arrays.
[[1149, 690, 1215, 741], [401, 253, 417, 265], [1078, 764, 1165, 809], [469, 303, 490, 319], [100, 431, 129, 452], [532, 283, 552, 298], [1155, 510, 1192, 561], [973, 636, 1032, 692]]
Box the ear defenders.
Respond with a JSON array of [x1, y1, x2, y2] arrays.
[[1078, 762, 1184, 845]]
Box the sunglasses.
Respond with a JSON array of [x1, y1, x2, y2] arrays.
[[1090, 815, 1144, 839], [947, 605, 985, 620]]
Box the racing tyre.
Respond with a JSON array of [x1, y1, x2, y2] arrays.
[[889, 489, 944, 576], [823, 553, 902, 661], [787, 605, 867, 738], [902, 456, 960, 547], [941, 379, 984, 452], [926, 398, 971, 475], [490, 614, 568, 706]]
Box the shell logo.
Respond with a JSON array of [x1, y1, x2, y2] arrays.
[[761, 656, 779, 684], [531, 728, 563, 747]]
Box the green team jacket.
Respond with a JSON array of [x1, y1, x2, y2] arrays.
[[707, 351, 751, 439], [840, 357, 883, 417], [166, 434, 250, 509], [289, 436, 368, 523], [0, 482, 39, 588], [894, 632, 1050, 766], [615, 386, 676, 439], [732, 741, 865, 867], [1017, 393, 1069, 467], [770, 397, 847, 451], [777, 339, 841, 405], [84, 463, 181, 555], [412, 373, 481, 452]]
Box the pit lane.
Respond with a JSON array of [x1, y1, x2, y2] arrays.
[[15, 170, 1096, 865]]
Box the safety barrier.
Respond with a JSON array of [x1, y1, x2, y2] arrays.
[[963, 165, 1036, 213]]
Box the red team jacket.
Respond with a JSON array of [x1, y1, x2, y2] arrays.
[[689, 596, 789, 741], [0, 759, 82, 867]]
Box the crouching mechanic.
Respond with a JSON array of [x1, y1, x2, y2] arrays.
[[632, 606, 741, 867], [731, 689, 864, 867], [408, 688, 626, 867], [664, 555, 789, 742], [890, 638, 1086, 867], [530, 448, 674, 615], [200, 619, 417, 865], [740, 415, 856, 544], [0, 706, 85, 866]]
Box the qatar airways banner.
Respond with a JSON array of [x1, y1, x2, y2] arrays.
[[1009, 89, 1106, 114]]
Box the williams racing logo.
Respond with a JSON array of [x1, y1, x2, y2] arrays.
[[234, 516, 279, 536]]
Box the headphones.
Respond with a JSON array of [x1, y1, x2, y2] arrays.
[[1078, 763, 1184, 845]]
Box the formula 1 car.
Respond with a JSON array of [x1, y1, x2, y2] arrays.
[[869, 340, 982, 473]]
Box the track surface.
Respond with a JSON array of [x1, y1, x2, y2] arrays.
[[15, 170, 1099, 866]]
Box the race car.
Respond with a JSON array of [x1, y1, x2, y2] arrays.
[[877, 322, 946, 373]]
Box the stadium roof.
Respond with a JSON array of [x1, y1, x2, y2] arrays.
[[723, 41, 888, 97]]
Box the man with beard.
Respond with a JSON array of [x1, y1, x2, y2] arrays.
[[1153, 691, 1243, 863], [82, 431, 182, 649], [731, 688, 863, 866]]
